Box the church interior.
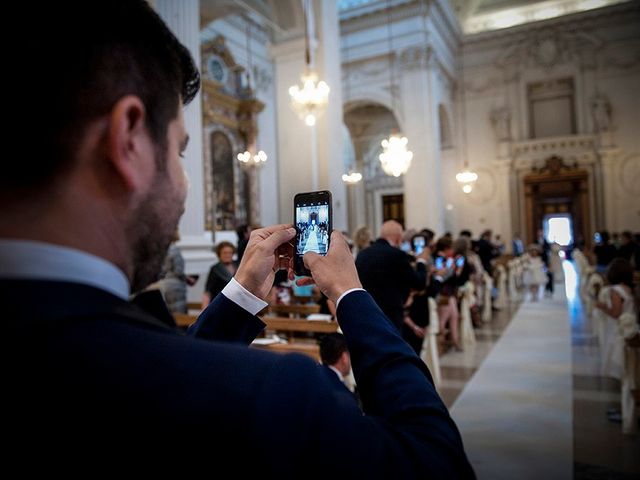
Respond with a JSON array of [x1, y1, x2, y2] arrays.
[[153, 0, 640, 477]]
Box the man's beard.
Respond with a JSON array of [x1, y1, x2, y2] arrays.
[[128, 172, 184, 294]]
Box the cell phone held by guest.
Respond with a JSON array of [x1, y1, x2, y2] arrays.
[[293, 190, 332, 276]]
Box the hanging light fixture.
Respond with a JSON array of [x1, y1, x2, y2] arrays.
[[341, 23, 362, 185], [237, 149, 268, 167], [237, 16, 267, 169], [455, 53, 477, 193], [379, 0, 412, 177], [342, 171, 363, 184], [288, 0, 330, 127]]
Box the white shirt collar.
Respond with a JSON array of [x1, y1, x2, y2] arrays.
[[0, 239, 130, 300], [328, 365, 345, 383]]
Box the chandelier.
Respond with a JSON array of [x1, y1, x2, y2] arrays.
[[289, 72, 329, 126], [456, 168, 478, 193], [288, 0, 329, 127], [237, 150, 268, 167], [379, 0, 412, 178], [456, 50, 476, 193], [342, 171, 363, 184], [379, 134, 413, 177]]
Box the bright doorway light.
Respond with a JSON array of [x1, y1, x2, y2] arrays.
[[545, 216, 573, 246]]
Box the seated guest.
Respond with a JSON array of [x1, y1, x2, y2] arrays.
[[593, 230, 617, 273], [434, 236, 465, 350], [202, 241, 237, 307], [319, 333, 356, 395], [617, 231, 636, 262]]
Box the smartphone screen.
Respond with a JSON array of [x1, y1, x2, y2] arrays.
[[456, 257, 465, 268], [413, 236, 425, 255], [435, 257, 444, 270], [446, 257, 454, 269], [294, 190, 332, 276]]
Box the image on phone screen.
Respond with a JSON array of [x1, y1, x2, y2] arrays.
[[413, 236, 425, 255], [456, 257, 465, 268], [435, 257, 444, 269], [446, 258, 454, 269], [294, 190, 332, 276]]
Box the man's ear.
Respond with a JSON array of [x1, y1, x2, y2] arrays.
[[107, 95, 154, 192]]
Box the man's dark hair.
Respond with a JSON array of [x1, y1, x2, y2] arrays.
[[606, 258, 634, 288], [319, 333, 348, 366], [459, 230, 473, 238], [435, 236, 453, 253], [8, 0, 200, 195], [420, 229, 435, 244], [236, 224, 250, 238]]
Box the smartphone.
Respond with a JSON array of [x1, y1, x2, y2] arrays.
[[294, 190, 332, 276], [413, 236, 426, 255], [435, 257, 444, 270], [456, 257, 465, 268], [594, 232, 601, 244], [446, 257, 454, 269]]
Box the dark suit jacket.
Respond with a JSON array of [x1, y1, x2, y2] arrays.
[[4, 279, 474, 478], [356, 238, 427, 331]]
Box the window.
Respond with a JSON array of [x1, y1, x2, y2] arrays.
[[528, 78, 576, 139]]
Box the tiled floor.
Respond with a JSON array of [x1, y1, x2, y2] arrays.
[[436, 262, 639, 479]]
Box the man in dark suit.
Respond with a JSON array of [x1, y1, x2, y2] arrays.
[[2, 2, 474, 477], [356, 220, 429, 332]]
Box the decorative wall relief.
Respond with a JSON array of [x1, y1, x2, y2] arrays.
[[618, 154, 640, 197], [590, 94, 612, 133], [399, 45, 434, 71], [490, 106, 512, 142], [495, 27, 601, 74]]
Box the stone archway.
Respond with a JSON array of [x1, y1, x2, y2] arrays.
[[523, 155, 591, 248]]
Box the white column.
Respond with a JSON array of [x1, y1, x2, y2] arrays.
[[400, 46, 444, 233], [156, 0, 214, 300], [270, 0, 346, 231], [599, 148, 620, 232], [271, 36, 312, 225], [315, 0, 347, 232], [493, 158, 513, 247]]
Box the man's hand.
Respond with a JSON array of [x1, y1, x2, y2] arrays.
[[234, 224, 295, 301], [298, 231, 362, 304]]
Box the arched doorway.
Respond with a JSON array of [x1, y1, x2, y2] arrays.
[[343, 101, 403, 236], [523, 156, 591, 249]]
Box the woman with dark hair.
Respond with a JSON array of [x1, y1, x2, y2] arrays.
[[202, 241, 238, 307]]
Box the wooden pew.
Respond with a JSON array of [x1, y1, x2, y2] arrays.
[[267, 303, 321, 318], [261, 316, 338, 336], [174, 313, 198, 328], [251, 341, 320, 362]]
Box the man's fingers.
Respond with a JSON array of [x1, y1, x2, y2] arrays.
[[327, 230, 349, 254], [253, 223, 293, 239], [259, 227, 296, 252], [303, 251, 320, 269]]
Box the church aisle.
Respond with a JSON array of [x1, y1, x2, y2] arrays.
[[449, 285, 573, 479]]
